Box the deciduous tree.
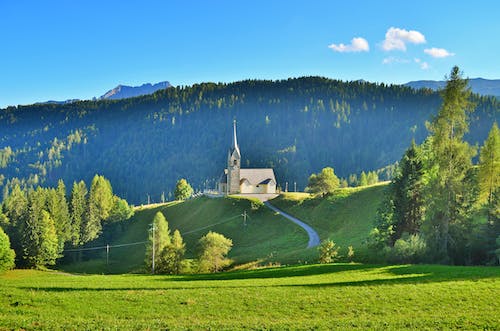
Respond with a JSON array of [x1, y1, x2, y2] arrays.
[[198, 231, 232, 273], [174, 178, 193, 200]]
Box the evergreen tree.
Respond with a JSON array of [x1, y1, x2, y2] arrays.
[[23, 189, 59, 268], [478, 123, 500, 221], [70, 181, 87, 246], [2, 184, 27, 262], [425, 66, 476, 262], [477, 123, 500, 263], [145, 212, 171, 273], [367, 171, 379, 185], [359, 171, 368, 186], [174, 179, 193, 200], [0, 226, 15, 271], [391, 141, 425, 242], [46, 180, 71, 252], [198, 231, 232, 273], [82, 175, 113, 243]]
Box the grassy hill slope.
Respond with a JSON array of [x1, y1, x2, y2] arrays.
[[61, 196, 310, 274], [1, 264, 499, 329], [270, 183, 388, 259]]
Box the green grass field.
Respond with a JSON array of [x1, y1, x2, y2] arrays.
[[60, 185, 389, 274], [61, 196, 310, 274], [1, 264, 498, 330], [272, 183, 388, 259]]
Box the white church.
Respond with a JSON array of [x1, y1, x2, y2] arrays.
[[218, 121, 277, 195]]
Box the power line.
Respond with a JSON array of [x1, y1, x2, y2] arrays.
[[63, 214, 243, 253], [63, 241, 147, 253], [182, 214, 241, 235]]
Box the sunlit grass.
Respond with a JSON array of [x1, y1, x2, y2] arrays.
[[1, 263, 498, 330]]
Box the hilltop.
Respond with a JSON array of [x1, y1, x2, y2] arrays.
[[60, 184, 386, 274], [0, 77, 498, 204]]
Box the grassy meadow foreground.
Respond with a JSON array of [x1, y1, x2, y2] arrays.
[[1, 264, 499, 330]]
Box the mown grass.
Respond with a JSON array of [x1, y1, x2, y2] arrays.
[[271, 183, 388, 259], [61, 196, 310, 274], [1, 264, 498, 330]]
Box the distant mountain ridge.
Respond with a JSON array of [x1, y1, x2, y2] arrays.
[[404, 78, 500, 97], [99, 81, 172, 100]]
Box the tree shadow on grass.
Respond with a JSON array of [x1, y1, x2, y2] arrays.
[[19, 264, 500, 293], [169, 263, 376, 281]]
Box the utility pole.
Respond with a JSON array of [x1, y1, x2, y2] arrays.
[[150, 223, 156, 274], [106, 244, 109, 267], [242, 210, 247, 226]]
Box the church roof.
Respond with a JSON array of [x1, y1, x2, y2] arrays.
[[240, 168, 276, 185]]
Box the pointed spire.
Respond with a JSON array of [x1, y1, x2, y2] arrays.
[[232, 119, 238, 150], [230, 119, 240, 158]]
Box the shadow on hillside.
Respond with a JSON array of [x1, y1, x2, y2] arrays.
[[170, 263, 374, 281]]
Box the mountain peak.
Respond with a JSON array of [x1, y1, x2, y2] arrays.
[[99, 81, 172, 100], [404, 78, 500, 97]]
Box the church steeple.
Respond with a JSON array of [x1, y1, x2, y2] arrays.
[[231, 119, 240, 157], [227, 119, 241, 193]]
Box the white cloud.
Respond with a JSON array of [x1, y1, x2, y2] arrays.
[[414, 58, 429, 69], [382, 56, 410, 64], [424, 47, 455, 58], [328, 37, 369, 53], [420, 62, 430, 70], [382, 27, 426, 51]]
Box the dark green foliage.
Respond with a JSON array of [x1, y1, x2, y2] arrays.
[[389, 233, 427, 264], [0, 77, 497, 204], [69, 181, 87, 246], [425, 66, 477, 262], [391, 141, 425, 242], [371, 67, 498, 265], [174, 178, 193, 201], [2, 175, 131, 268], [23, 206, 59, 268], [0, 226, 15, 272], [306, 167, 340, 195]]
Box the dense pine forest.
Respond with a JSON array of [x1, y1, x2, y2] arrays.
[[0, 77, 498, 204]]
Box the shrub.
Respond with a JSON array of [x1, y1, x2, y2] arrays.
[[390, 233, 427, 264], [318, 239, 340, 264], [0, 227, 15, 272]]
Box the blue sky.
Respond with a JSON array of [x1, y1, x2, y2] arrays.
[[1, 0, 499, 107]]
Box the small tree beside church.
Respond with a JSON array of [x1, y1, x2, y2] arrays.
[[174, 179, 193, 200]]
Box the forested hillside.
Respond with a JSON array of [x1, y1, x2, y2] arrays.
[[1, 77, 498, 204]]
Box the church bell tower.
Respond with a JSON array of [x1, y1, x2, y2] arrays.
[[227, 120, 241, 193]]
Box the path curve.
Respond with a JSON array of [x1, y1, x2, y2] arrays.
[[264, 202, 320, 248]]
